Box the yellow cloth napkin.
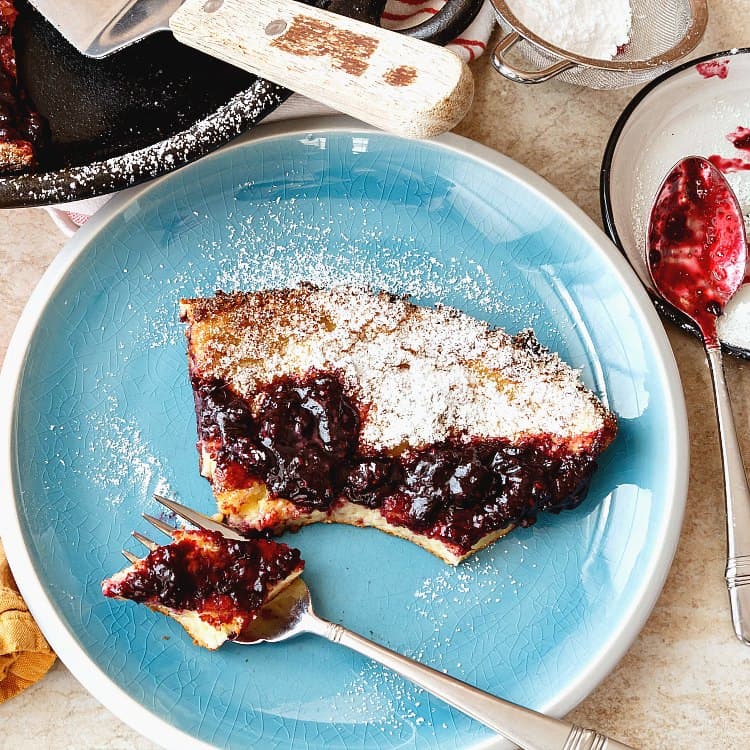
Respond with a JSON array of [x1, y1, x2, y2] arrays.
[[0, 540, 55, 703]]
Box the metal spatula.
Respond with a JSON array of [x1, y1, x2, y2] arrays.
[[28, 0, 473, 138]]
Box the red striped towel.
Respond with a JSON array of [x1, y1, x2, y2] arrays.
[[381, 0, 493, 61]]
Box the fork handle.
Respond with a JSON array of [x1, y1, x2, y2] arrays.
[[306, 614, 636, 749]]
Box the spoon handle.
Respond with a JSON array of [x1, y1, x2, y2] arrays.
[[706, 346, 750, 645], [306, 613, 636, 749]]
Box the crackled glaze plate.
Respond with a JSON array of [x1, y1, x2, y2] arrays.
[[1, 117, 688, 750]]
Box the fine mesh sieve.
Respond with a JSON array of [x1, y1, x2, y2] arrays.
[[489, 0, 708, 89]]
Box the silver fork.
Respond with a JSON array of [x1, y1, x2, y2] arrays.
[[125, 494, 638, 750]]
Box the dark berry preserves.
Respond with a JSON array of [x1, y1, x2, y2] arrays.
[[102, 530, 302, 627], [193, 372, 605, 555], [0, 1, 48, 167], [648, 156, 747, 347]]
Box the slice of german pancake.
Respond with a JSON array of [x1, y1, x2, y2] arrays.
[[102, 529, 304, 649], [180, 286, 617, 565]]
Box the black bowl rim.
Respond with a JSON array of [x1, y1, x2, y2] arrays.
[[600, 46, 750, 361]]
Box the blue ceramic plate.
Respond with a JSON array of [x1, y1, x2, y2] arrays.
[[1, 118, 688, 750]]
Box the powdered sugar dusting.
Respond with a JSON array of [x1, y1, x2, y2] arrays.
[[45, 378, 180, 511], [507, 0, 632, 59], [184, 286, 607, 451], [55, 177, 549, 517], [84, 411, 176, 510], [3, 79, 288, 206], [328, 549, 526, 728], [133, 195, 539, 352]]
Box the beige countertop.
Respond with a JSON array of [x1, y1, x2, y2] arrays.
[[2, 2, 750, 748]]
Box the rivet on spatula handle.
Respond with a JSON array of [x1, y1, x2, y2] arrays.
[[169, 0, 474, 138]]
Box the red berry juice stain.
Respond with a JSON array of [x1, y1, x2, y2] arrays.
[[708, 154, 750, 173], [696, 59, 730, 79], [708, 127, 750, 174], [722, 128, 750, 285], [728, 126, 750, 152], [648, 158, 747, 347]]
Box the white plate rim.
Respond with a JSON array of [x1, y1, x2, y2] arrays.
[[0, 115, 690, 750]]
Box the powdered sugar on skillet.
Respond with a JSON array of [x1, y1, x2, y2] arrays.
[[2, 79, 288, 206]]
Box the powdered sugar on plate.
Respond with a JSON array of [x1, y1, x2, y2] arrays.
[[327, 550, 522, 729], [71, 194, 545, 516], [59, 171, 550, 518], [83, 413, 175, 509], [135, 196, 541, 354], [51, 386, 179, 511], [507, 0, 632, 59]]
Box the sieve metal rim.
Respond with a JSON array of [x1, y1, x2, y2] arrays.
[[489, 0, 708, 72]]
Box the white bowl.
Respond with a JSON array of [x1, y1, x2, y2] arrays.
[[601, 48, 750, 357]]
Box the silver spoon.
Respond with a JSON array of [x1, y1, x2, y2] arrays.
[[646, 155, 750, 644], [149, 494, 637, 749]]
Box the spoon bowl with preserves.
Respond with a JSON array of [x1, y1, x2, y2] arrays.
[[647, 155, 750, 644]]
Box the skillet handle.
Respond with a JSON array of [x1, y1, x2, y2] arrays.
[[401, 0, 485, 46], [169, 0, 474, 138]]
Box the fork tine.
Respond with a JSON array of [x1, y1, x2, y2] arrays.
[[122, 549, 141, 565], [143, 513, 176, 538], [153, 494, 246, 541], [132, 531, 158, 551]]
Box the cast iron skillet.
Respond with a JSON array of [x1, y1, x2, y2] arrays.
[[0, 0, 483, 208]]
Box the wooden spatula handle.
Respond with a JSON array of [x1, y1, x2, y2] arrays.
[[169, 0, 474, 138]]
